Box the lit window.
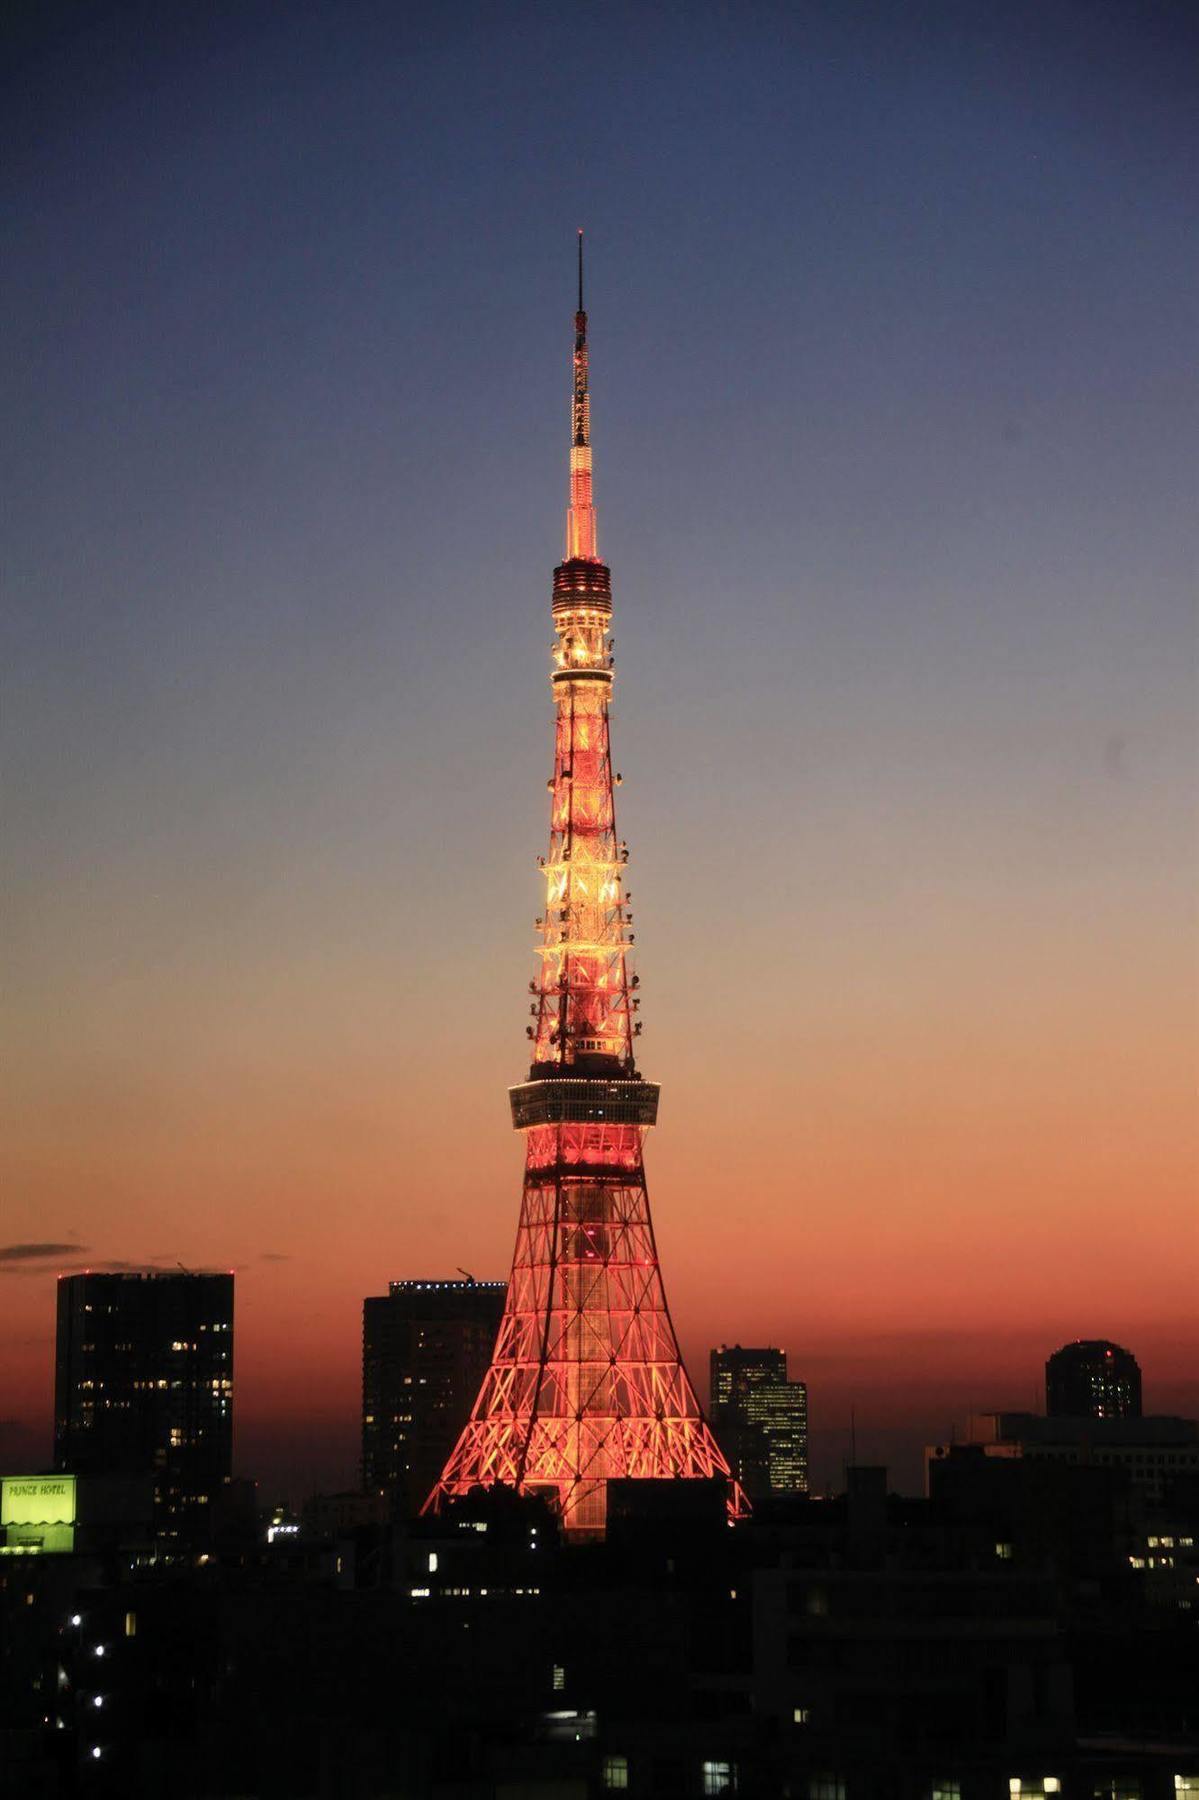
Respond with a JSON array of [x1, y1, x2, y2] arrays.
[[995, 1542, 1013, 1560], [552, 1664, 566, 1691], [703, 1762, 737, 1796], [930, 1786, 961, 1800], [794, 1707, 810, 1725], [428, 1552, 438, 1574], [1175, 1781, 1199, 1798], [603, 1756, 629, 1791], [124, 1612, 136, 1638]]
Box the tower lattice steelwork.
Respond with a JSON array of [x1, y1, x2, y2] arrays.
[[426, 237, 743, 1537]]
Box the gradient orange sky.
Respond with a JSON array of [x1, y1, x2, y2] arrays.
[[3, 2, 1196, 1494]]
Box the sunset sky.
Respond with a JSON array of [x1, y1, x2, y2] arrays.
[[3, 1, 1195, 1495]]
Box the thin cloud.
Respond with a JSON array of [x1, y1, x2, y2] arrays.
[[259, 1252, 291, 1263], [0, 1250, 176, 1280], [0, 1242, 87, 1267]]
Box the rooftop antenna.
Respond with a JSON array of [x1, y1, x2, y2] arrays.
[[566, 229, 597, 559]]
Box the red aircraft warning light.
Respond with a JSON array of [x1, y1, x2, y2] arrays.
[[424, 239, 746, 1538]]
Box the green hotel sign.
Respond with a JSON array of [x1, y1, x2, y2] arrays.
[[1, 1475, 77, 1554]]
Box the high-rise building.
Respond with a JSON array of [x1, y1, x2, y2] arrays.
[[54, 1271, 233, 1544], [362, 1280, 506, 1514], [710, 1345, 809, 1498], [425, 239, 743, 1537], [1046, 1340, 1142, 1420], [710, 1345, 786, 1416]]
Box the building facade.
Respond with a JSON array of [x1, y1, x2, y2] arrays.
[[1046, 1338, 1142, 1420], [362, 1279, 506, 1515], [54, 1271, 233, 1545], [710, 1345, 809, 1498]]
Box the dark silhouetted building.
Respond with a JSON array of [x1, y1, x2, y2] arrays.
[[1046, 1337, 1142, 1419], [710, 1343, 808, 1497], [362, 1279, 505, 1514], [54, 1271, 233, 1545], [926, 1410, 1199, 1503]]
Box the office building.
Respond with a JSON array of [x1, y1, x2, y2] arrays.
[[1046, 1338, 1142, 1420], [710, 1344, 786, 1415], [362, 1279, 505, 1514], [54, 1271, 233, 1544], [710, 1344, 809, 1498]]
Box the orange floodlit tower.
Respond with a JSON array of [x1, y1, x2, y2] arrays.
[[426, 236, 743, 1537]]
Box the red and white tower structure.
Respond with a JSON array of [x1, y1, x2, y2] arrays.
[[426, 237, 742, 1537]]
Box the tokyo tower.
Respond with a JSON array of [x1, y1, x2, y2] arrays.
[[426, 236, 744, 1537]]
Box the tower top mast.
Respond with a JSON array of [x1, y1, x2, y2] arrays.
[[567, 230, 598, 562]]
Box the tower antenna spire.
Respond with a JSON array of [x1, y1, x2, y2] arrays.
[[567, 231, 596, 560]]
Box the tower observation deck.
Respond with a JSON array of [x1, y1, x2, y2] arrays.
[[425, 237, 744, 1537]]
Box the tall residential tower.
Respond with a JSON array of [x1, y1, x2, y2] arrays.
[[362, 1279, 506, 1514], [426, 239, 742, 1536], [54, 1270, 234, 1544]]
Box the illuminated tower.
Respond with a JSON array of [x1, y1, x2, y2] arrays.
[[427, 237, 743, 1536]]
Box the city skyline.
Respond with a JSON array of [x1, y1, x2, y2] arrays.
[[3, 1, 1196, 1500]]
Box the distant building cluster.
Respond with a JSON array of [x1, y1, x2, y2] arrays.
[[4, 1274, 1199, 1791]]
